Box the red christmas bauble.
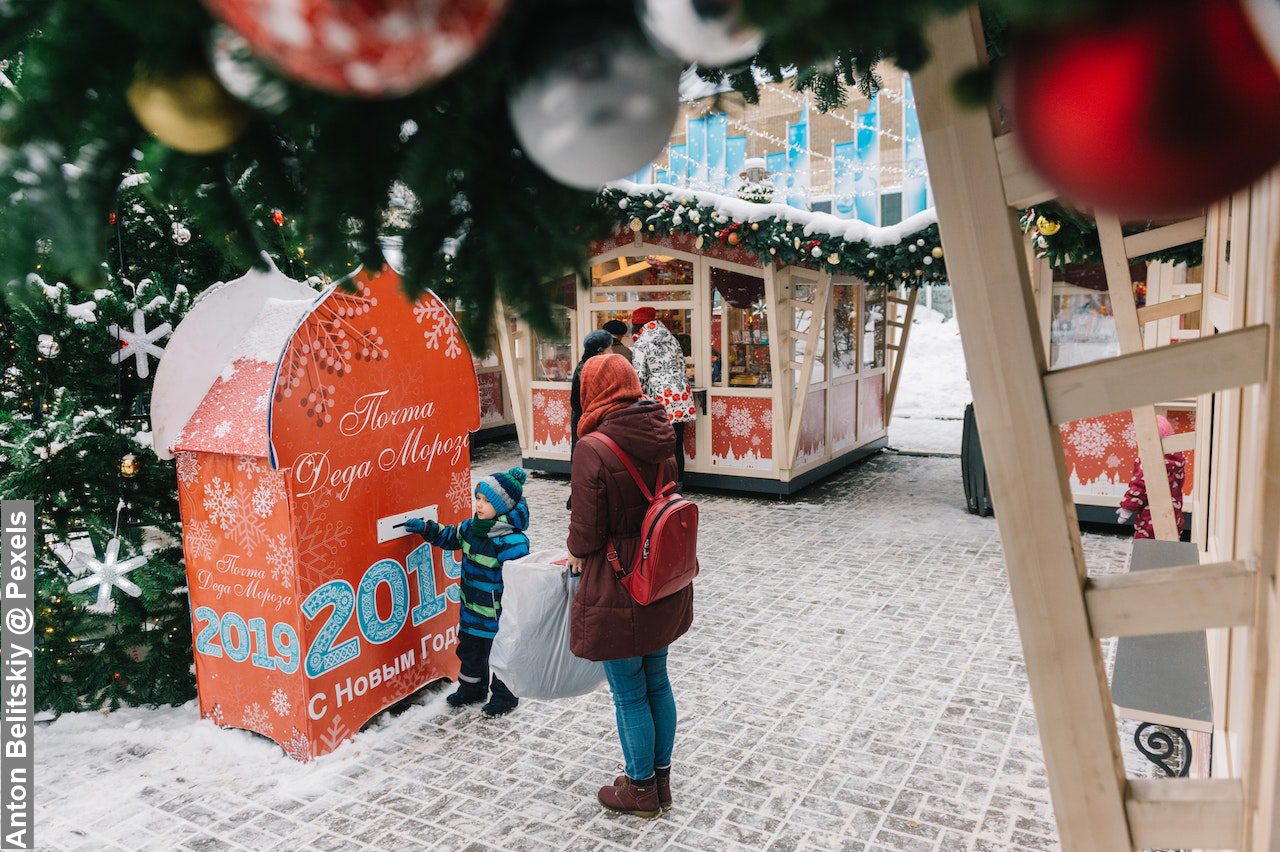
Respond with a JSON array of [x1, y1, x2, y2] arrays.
[[202, 0, 510, 97], [1009, 0, 1280, 216]]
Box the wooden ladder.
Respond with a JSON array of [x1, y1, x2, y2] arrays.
[[913, 9, 1279, 850], [884, 288, 919, 421]]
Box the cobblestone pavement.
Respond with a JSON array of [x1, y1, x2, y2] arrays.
[[36, 444, 1149, 852]]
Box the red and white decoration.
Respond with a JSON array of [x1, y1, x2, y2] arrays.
[[531, 388, 571, 454], [202, 0, 511, 97], [711, 396, 773, 470]]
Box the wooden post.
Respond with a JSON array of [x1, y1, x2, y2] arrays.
[[914, 10, 1132, 849], [1096, 214, 1180, 540], [492, 296, 528, 450]]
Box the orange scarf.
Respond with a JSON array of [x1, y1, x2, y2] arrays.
[[577, 353, 641, 437]]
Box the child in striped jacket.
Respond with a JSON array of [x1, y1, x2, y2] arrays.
[[405, 467, 530, 717]]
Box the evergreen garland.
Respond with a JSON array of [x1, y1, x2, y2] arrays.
[[597, 184, 947, 285], [1019, 201, 1204, 269]]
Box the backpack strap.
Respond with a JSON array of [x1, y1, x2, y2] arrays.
[[584, 432, 671, 579], [586, 433, 659, 501]]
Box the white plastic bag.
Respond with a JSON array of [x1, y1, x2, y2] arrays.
[[490, 549, 604, 699]]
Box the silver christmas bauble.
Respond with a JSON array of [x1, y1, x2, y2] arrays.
[[508, 29, 681, 190], [639, 0, 763, 67], [36, 334, 60, 359], [171, 222, 191, 245]]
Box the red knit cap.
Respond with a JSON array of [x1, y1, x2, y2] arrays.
[[578, 353, 642, 437], [630, 306, 656, 325]]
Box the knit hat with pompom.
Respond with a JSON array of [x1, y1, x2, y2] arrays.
[[475, 466, 527, 515]]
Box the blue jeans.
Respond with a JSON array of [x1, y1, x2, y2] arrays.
[[602, 649, 676, 782]]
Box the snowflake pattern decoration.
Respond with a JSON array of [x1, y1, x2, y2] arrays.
[[108, 308, 172, 380], [413, 300, 463, 359], [445, 470, 472, 515], [265, 534, 295, 584], [728, 407, 756, 438], [175, 452, 201, 486], [185, 519, 216, 560], [64, 537, 147, 613], [242, 702, 271, 733], [544, 397, 568, 427], [270, 689, 292, 717], [275, 283, 386, 428]]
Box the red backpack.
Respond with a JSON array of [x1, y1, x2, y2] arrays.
[[586, 433, 699, 605]]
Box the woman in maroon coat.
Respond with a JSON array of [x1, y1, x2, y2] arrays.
[[567, 353, 694, 818]]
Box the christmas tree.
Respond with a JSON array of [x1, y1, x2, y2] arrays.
[[0, 166, 306, 714]]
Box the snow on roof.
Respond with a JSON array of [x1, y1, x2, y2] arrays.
[[607, 180, 939, 248], [153, 263, 319, 459]]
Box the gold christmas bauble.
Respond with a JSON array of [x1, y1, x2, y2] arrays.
[[126, 68, 250, 155], [827, 253, 840, 265], [120, 453, 140, 478], [750, 222, 759, 231], [930, 246, 943, 259], [629, 218, 643, 232], [1035, 216, 1061, 236], [727, 232, 740, 246]]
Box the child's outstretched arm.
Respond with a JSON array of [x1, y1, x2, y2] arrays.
[[404, 518, 462, 550]]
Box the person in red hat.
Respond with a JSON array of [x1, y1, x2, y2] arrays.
[[629, 307, 696, 487]]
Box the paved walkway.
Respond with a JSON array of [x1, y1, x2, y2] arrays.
[[35, 445, 1144, 851]]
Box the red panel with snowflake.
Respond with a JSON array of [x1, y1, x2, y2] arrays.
[[710, 396, 773, 470], [531, 387, 571, 454], [1059, 410, 1196, 499]]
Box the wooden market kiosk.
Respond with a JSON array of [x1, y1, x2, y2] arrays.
[[495, 187, 930, 494]]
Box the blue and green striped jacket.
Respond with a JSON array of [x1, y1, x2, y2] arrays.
[[419, 500, 530, 639]]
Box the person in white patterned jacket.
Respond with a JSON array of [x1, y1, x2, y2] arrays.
[[629, 307, 696, 487]]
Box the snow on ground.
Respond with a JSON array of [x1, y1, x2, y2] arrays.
[[888, 307, 971, 455]]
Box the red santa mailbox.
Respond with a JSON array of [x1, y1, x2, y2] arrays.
[[151, 261, 479, 760]]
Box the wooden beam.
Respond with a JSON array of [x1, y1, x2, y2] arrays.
[[783, 274, 832, 467], [1097, 213, 1180, 540], [1161, 430, 1197, 454], [1043, 325, 1270, 423], [492, 296, 527, 449], [915, 11, 1131, 849], [885, 288, 919, 422], [1123, 217, 1207, 259], [1125, 778, 1242, 851], [1137, 293, 1203, 325], [596, 260, 651, 285], [1085, 560, 1254, 637], [995, 132, 1057, 209]]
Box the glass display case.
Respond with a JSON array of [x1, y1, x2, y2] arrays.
[[832, 282, 858, 376], [534, 274, 576, 382], [862, 283, 887, 370], [709, 266, 771, 388]]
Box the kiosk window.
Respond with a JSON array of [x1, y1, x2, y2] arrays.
[[710, 267, 771, 388]]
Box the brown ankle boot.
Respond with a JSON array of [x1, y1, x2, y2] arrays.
[[614, 766, 671, 811], [598, 776, 661, 818]]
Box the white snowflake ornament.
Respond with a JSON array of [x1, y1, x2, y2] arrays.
[[108, 309, 172, 379], [65, 537, 147, 613]]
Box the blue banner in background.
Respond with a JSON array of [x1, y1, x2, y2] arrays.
[[833, 140, 858, 219], [766, 151, 786, 195], [786, 104, 809, 209], [706, 114, 727, 188], [670, 144, 688, 184], [902, 78, 929, 216], [726, 136, 747, 185], [656, 168, 674, 185], [854, 94, 880, 224], [630, 164, 653, 185], [686, 117, 707, 187]]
